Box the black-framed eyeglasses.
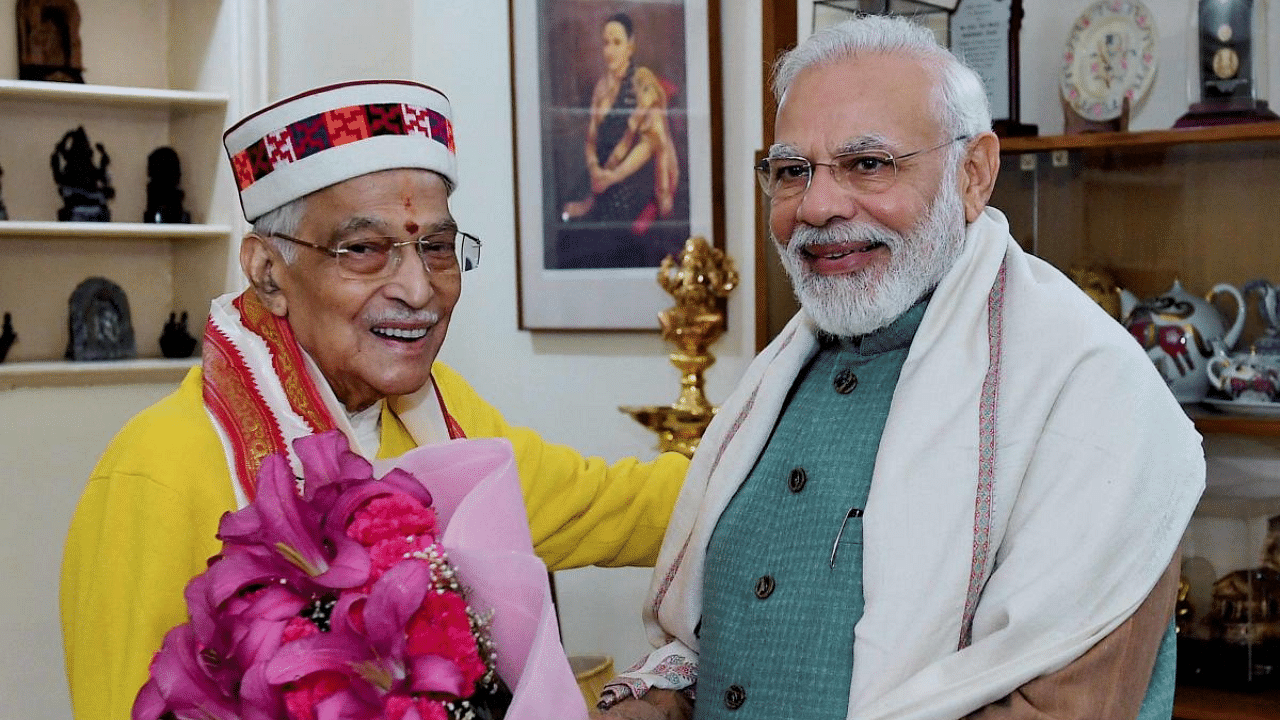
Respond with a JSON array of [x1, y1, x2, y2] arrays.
[[271, 229, 482, 280], [754, 135, 971, 200]]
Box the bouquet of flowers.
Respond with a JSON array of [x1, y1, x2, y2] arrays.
[[133, 431, 585, 720]]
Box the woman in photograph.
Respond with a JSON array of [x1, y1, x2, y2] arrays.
[[559, 12, 680, 267]]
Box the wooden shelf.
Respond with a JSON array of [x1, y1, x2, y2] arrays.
[[0, 221, 231, 241], [0, 79, 227, 110], [0, 357, 199, 390], [1192, 414, 1280, 438], [1174, 685, 1280, 720], [999, 122, 1280, 154]]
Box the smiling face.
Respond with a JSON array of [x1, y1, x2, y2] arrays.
[[769, 52, 972, 336], [246, 169, 461, 412], [602, 20, 634, 76]]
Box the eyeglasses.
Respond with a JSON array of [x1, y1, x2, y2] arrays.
[[271, 229, 482, 280], [754, 136, 970, 200]]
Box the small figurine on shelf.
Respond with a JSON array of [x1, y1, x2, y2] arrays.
[[65, 277, 135, 361], [0, 163, 8, 220], [158, 311, 197, 358], [51, 126, 114, 222], [16, 0, 86, 83], [143, 147, 191, 224], [0, 312, 16, 363]]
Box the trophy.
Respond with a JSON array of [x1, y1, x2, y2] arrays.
[[619, 237, 738, 457], [1175, 0, 1279, 127]]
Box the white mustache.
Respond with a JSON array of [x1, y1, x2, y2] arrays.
[[787, 222, 898, 253], [366, 309, 439, 326]]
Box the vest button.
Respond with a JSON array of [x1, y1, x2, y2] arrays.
[[787, 466, 807, 492], [754, 574, 775, 599], [833, 369, 859, 394], [724, 684, 747, 709]]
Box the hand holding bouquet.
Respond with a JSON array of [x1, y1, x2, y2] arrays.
[[134, 432, 585, 720]]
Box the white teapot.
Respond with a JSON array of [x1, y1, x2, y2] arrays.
[[1207, 347, 1280, 403], [1119, 280, 1246, 403]]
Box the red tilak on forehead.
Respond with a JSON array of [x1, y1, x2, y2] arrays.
[[404, 221, 419, 234]]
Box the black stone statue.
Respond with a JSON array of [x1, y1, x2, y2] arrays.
[[159, 311, 197, 358], [143, 147, 191, 224], [0, 312, 16, 363], [66, 277, 135, 361], [51, 126, 114, 222], [0, 163, 8, 220]]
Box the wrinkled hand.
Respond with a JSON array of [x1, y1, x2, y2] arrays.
[[596, 690, 693, 720]]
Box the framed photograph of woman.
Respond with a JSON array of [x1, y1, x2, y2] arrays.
[[510, 0, 721, 330]]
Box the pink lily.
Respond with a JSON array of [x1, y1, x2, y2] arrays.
[[185, 544, 312, 642], [132, 624, 238, 720], [294, 431, 379, 507], [264, 560, 477, 702], [219, 453, 370, 588]]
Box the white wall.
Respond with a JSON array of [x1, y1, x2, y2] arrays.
[[0, 383, 177, 720], [6, 2, 1279, 719]]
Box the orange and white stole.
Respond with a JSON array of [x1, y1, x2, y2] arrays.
[[201, 290, 464, 502]]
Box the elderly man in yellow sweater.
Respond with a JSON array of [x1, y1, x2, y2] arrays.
[[59, 79, 688, 720]]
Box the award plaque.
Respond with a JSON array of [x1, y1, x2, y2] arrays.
[[1175, 0, 1279, 127], [814, 0, 955, 43], [951, 0, 1037, 137]]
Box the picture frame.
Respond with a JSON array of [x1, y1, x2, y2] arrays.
[[509, 0, 722, 330]]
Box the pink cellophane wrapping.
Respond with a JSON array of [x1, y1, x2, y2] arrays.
[[374, 437, 588, 720]]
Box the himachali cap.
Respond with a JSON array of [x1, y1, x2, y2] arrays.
[[223, 79, 458, 222]]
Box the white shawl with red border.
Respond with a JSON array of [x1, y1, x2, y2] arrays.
[[618, 208, 1203, 719]]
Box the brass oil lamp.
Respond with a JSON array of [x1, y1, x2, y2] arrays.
[[619, 236, 738, 457]]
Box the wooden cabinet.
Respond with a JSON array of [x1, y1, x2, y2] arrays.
[[992, 123, 1280, 341], [1174, 685, 1280, 720], [0, 0, 253, 390], [994, 125, 1280, 720]]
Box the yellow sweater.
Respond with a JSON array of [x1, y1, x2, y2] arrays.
[[60, 362, 687, 720]]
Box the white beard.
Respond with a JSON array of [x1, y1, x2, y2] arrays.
[[774, 169, 967, 338]]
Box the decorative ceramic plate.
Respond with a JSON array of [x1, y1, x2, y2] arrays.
[[1060, 0, 1159, 121], [1204, 398, 1280, 418]]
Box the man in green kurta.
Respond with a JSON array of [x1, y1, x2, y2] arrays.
[[599, 15, 1203, 720]]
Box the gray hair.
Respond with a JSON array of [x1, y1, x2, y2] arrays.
[[771, 14, 991, 144], [250, 196, 308, 264]]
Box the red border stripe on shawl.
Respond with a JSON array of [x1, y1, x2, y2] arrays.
[[233, 292, 335, 436], [202, 321, 286, 500]]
